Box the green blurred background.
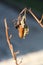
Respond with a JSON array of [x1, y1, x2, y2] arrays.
[[1, 0, 43, 14]]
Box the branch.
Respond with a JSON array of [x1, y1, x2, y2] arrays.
[[19, 8, 27, 15], [28, 8, 43, 28], [4, 18, 18, 65]]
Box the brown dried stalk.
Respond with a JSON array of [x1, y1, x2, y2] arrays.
[[4, 18, 18, 65], [19, 7, 43, 28], [28, 8, 43, 28]]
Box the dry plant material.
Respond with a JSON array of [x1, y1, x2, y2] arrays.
[[4, 18, 18, 65], [28, 8, 43, 28], [19, 8, 43, 28], [4, 8, 43, 65]]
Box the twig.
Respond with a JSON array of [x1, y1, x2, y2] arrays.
[[4, 18, 18, 65], [28, 8, 43, 28]]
